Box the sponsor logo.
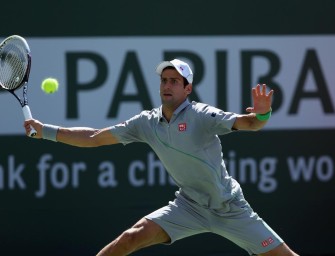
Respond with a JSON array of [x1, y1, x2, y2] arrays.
[[178, 123, 187, 131], [261, 237, 274, 247]]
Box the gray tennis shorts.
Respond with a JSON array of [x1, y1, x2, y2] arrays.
[[145, 191, 283, 255]]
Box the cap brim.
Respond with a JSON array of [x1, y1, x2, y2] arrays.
[[155, 61, 175, 75]]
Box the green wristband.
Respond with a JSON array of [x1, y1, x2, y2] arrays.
[[256, 108, 272, 121]]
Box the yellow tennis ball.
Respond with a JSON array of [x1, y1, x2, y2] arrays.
[[41, 78, 59, 94]]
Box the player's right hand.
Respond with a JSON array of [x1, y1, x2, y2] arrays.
[[24, 119, 43, 139]]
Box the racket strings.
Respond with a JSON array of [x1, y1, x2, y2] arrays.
[[0, 39, 28, 90]]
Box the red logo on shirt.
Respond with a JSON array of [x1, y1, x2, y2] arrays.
[[261, 237, 274, 247], [178, 123, 187, 131]]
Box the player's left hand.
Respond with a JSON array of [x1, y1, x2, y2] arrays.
[[246, 84, 274, 114]]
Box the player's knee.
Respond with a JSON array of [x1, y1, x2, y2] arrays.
[[118, 228, 141, 252]]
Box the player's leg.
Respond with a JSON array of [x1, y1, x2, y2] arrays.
[[96, 218, 170, 256], [210, 192, 298, 255], [259, 243, 299, 256]]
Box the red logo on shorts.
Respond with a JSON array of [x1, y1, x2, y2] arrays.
[[178, 123, 187, 131], [261, 237, 274, 247]]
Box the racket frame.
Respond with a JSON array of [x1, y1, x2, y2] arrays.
[[0, 35, 37, 137]]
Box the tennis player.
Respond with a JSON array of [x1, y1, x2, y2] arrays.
[[24, 59, 298, 256]]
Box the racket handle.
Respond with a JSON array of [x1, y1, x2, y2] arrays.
[[22, 105, 37, 137]]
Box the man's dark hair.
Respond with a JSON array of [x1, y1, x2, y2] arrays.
[[162, 66, 189, 87]]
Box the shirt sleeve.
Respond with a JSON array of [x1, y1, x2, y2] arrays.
[[109, 112, 147, 145], [194, 103, 238, 136]]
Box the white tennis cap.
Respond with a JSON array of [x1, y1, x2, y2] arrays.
[[156, 59, 193, 84]]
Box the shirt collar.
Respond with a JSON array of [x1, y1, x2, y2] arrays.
[[158, 99, 190, 123]]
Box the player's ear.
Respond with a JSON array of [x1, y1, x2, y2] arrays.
[[185, 83, 192, 95]]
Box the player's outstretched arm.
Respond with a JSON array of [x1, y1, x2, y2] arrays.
[[233, 84, 274, 131], [24, 119, 119, 147]]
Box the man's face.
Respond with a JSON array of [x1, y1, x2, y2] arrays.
[[159, 68, 192, 109]]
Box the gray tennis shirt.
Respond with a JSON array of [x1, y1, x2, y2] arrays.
[[110, 100, 242, 211]]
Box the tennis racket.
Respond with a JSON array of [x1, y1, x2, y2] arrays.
[[0, 35, 37, 137]]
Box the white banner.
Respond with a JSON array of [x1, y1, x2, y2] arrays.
[[1, 35, 334, 135]]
